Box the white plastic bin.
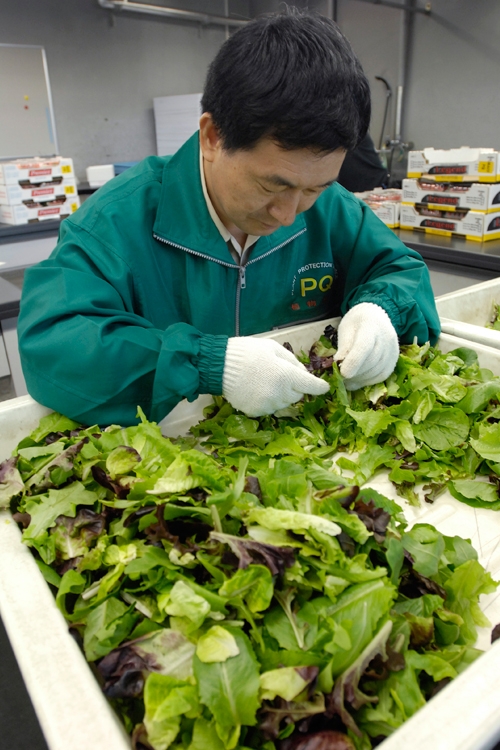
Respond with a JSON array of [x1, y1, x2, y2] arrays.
[[436, 277, 500, 350], [2, 320, 500, 750]]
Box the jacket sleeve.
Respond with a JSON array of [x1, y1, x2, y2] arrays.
[[17, 221, 228, 426], [331, 194, 441, 345]]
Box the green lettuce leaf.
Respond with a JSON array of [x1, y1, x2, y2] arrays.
[[83, 597, 138, 661], [28, 412, 81, 443], [144, 673, 199, 750], [456, 380, 500, 414], [259, 666, 316, 701], [187, 717, 225, 750], [163, 580, 211, 629], [218, 564, 274, 613], [326, 579, 397, 676], [444, 559, 499, 644], [106, 445, 141, 478], [406, 650, 457, 681], [345, 407, 395, 438], [24, 482, 98, 541], [196, 626, 240, 664], [409, 369, 467, 403], [130, 628, 196, 680], [246, 507, 341, 537], [0, 457, 24, 507], [450, 479, 499, 507], [412, 407, 470, 451], [401, 524, 445, 578], [193, 628, 260, 749], [148, 450, 228, 494], [470, 422, 500, 462], [329, 620, 393, 736]]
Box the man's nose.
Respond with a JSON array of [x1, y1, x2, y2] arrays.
[[268, 193, 301, 226]]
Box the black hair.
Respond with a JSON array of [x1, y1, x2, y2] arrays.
[[201, 8, 371, 153]]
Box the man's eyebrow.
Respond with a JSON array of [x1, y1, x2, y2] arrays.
[[263, 174, 336, 189]]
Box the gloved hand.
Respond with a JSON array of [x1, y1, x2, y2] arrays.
[[334, 302, 399, 390], [223, 337, 329, 417]]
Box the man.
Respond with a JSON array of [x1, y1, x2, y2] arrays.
[[18, 10, 439, 426]]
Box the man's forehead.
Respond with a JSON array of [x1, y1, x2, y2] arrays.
[[245, 143, 346, 188], [262, 173, 336, 190]]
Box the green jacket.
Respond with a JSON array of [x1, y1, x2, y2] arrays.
[[18, 133, 440, 425]]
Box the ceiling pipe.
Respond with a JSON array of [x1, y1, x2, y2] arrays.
[[351, 0, 431, 14], [97, 0, 249, 28]]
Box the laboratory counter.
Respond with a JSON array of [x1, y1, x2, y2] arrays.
[[1, 218, 500, 272]]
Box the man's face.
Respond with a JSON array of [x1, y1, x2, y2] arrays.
[[199, 113, 346, 239]]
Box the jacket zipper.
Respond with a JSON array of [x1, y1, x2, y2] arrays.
[[153, 227, 307, 335]]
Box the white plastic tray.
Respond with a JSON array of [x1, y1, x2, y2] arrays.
[[436, 277, 500, 350], [2, 320, 500, 750]]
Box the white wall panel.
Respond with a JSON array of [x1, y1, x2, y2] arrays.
[[406, 0, 500, 150], [336, 0, 402, 148], [0, 0, 250, 181]]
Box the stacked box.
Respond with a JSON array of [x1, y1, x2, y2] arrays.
[[0, 157, 79, 225], [0, 157, 75, 186], [0, 179, 77, 206], [355, 188, 402, 228], [400, 204, 500, 242], [0, 197, 81, 225], [402, 148, 500, 241], [407, 147, 500, 183], [402, 179, 500, 213]]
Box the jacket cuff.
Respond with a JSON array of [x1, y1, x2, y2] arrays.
[[350, 294, 401, 333], [198, 334, 229, 395]]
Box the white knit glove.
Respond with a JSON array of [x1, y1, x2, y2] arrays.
[[223, 337, 329, 417], [334, 303, 399, 390]]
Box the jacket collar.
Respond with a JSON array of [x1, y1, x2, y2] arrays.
[[153, 132, 306, 263]]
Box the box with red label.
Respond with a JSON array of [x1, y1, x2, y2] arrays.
[[0, 196, 81, 225], [399, 203, 500, 241], [407, 148, 500, 182], [402, 179, 500, 213], [0, 178, 77, 206], [0, 157, 74, 186], [355, 188, 402, 228]]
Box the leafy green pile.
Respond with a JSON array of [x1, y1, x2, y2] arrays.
[[192, 335, 500, 509], [0, 401, 498, 750], [487, 304, 500, 331]]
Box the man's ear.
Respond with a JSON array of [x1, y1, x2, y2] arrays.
[[199, 113, 222, 164]]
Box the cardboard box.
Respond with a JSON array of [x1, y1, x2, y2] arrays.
[[367, 200, 400, 228], [355, 188, 402, 228], [3, 323, 500, 750], [0, 157, 74, 186], [399, 203, 500, 241], [402, 178, 500, 213], [407, 147, 500, 182], [0, 178, 77, 206], [86, 164, 115, 188], [0, 196, 81, 225]]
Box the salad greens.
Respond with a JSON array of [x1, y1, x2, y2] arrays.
[[487, 304, 500, 331], [1, 337, 498, 750], [191, 333, 500, 509]]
